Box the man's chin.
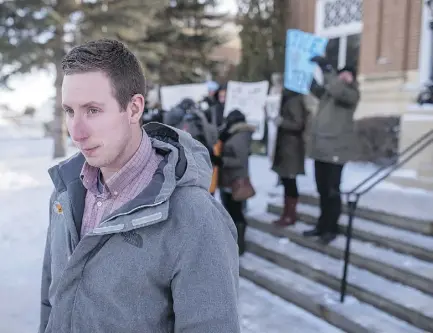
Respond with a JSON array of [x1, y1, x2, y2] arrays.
[[83, 156, 102, 168]]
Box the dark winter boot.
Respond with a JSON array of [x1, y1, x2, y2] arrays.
[[303, 227, 322, 237], [303, 195, 328, 237], [273, 197, 298, 227], [236, 223, 247, 256]]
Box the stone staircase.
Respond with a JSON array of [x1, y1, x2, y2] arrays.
[[241, 192, 433, 333]]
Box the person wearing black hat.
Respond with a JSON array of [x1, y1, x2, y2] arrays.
[[303, 56, 360, 244], [216, 109, 256, 255]]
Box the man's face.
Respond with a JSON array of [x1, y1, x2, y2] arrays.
[[62, 71, 141, 170], [218, 89, 226, 104], [338, 71, 354, 84]]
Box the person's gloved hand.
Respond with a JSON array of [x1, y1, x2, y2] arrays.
[[310, 78, 322, 90], [310, 56, 333, 73], [274, 116, 283, 126], [211, 155, 223, 167]]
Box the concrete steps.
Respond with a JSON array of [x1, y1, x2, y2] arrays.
[[239, 278, 344, 333], [242, 227, 433, 332], [289, 193, 433, 235], [248, 212, 433, 297], [240, 252, 427, 333], [242, 192, 433, 332], [267, 199, 433, 263]]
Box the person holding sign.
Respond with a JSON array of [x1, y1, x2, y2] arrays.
[[271, 89, 310, 226], [303, 56, 360, 244]]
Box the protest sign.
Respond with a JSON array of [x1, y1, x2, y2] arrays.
[[224, 80, 269, 141], [265, 94, 282, 161], [160, 83, 208, 111], [284, 29, 328, 94]]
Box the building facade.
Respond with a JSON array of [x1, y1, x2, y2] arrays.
[[285, 0, 429, 119], [285, 0, 433, 189]]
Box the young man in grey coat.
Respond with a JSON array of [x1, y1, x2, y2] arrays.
[[39, 39, 240, 333]]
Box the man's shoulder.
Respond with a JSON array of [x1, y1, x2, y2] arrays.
[[166, 186, 237, 249], [168, 186, 232, 227], [170, 186, 220, 213]]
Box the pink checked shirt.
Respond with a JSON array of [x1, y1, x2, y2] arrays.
[[80, 131, 163, 238]]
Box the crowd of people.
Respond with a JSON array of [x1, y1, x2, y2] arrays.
[[141, 82, 255, 255], [139, 55, 360, 251]]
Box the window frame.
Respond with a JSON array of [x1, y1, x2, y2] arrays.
[[315, 0, 363, 69]]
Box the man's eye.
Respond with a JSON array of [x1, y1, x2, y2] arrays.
[[64, 108, 74, 116], [88, 108, 100, 115]]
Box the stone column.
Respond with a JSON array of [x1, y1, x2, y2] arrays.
[[388, 2, 433, 190]]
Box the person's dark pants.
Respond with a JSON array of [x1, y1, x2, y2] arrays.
[[281, 177, 299, 198], [314, 160, 344, 234], [220, 190, 247, 255]]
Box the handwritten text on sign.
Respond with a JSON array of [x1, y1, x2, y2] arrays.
[[284, 29, 328, 95], [160, 83, 208, 111], [224, 80, 269, 141]]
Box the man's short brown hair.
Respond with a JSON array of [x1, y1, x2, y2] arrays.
[[62, 39, 146, 110]]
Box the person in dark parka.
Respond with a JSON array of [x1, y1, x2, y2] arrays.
[[214, 109, 255, 255], [272, 89, 310, 226]]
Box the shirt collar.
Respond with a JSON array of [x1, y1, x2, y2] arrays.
[[80, 130, 153, 196]]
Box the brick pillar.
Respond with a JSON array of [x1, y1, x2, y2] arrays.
[[360, 0, 421, 76]]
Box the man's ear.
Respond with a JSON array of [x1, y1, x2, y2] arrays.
[[129, 94, 145, 124]]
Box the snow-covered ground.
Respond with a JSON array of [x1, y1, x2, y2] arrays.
[[2, 122, 433, 332], [0, 117, 46, 141]]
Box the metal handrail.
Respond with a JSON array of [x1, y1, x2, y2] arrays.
[[339, 128, 433, 302]]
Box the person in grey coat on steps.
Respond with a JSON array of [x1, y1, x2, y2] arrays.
[[272, 89, 310, 226], [39, 39, 240, 333], [214, 109, 255, 256], [303, 56, 360, 244]]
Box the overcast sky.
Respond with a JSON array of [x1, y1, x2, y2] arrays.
[[219, 0, 237, 14]]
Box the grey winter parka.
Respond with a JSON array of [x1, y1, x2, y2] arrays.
[[308, 72, 360, 164], [39, 123, 240, 333]]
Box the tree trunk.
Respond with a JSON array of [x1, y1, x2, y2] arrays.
[[52, 23, 66, 159], [272, 0, 287, 74]]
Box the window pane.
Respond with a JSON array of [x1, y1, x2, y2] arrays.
[[325, 37, 340, 70], [346, 33, 361, 72]]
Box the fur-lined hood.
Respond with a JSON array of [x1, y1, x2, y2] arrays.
[[228, 122, 256, 134]]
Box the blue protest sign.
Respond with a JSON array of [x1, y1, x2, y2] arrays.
[[284, 29, 328, 94]]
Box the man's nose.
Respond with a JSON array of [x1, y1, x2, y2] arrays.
[[68, 115, 89, 143]]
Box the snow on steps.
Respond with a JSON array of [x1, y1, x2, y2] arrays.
[[243, 228, 433, 332], [240, 253, 427, 333], [288, 193, 433, 235], [239, 278, 344, 333], [247, 211, 433, 296], [267, 199, 433, 263]]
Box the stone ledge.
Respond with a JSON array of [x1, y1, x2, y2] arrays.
[[388, 174, 433, 192]]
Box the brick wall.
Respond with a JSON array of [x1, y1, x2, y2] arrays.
[[282, 0, 421, 77], [359, 0, 422, 76], [285, 0, 316, 33]]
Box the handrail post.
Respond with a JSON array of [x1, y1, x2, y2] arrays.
[[336, 129, 433, 303], [340, 193, 359, 303]]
